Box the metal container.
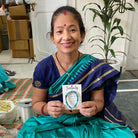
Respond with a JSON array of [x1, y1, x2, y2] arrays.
[[18, 98, 34, 123]]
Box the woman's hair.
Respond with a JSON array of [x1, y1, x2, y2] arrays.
[[50, 6, 85, 37]]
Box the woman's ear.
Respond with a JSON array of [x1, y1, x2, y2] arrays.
[[50, 35, 54, 43]]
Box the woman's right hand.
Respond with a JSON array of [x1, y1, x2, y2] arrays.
[[46, 100, 65, 118]]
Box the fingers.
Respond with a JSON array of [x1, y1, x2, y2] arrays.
[[80, 101, 97, 117], [47, 101, 65, 118]]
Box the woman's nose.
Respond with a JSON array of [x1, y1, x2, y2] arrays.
[[63, 30, 71, 40]]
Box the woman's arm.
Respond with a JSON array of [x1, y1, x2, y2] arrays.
[[80, 89, 104, 117], [32, 86, 65, 118]]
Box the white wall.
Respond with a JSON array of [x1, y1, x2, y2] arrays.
[[125, 2, 138, 70]]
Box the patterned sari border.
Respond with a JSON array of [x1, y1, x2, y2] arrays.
[[105, 107, 123, 122], [82, 68, 115, 93], [49, 62, 115, 98], [76, 62, 105, 84], [104, 115, 113, 123]]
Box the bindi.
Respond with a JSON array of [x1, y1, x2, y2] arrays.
[[63, 11, 67, 16], [64, 24, 66, 27]]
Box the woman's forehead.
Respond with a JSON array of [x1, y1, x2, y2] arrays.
[[54, 12, 78, 25]]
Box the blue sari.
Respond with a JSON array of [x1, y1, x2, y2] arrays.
[[0, 64, 15, 93], [17, 54, 136, 138]]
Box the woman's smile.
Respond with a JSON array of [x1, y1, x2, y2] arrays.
[[62, 42, 74, 48]]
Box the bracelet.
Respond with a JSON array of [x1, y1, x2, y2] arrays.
[[41, 103, 47, 116], [65, 91, 78, 110]]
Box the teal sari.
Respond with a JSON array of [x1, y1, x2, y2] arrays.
[[0, 64, 15, 93], [17, 114, 135, 138], [17, 54, 136, 138]]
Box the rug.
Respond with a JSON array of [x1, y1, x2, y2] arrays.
[[0, 78, 33, 130], [0, 78, 33, 101]]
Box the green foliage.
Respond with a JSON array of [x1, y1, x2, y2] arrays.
[[82, 0, 135, 63]]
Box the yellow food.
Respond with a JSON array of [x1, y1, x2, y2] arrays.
[[0, 101, 11, 112]]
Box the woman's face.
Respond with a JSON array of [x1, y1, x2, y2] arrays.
[[51, 12, 85, 54]]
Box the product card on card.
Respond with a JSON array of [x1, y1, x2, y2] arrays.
[[62, 84, 82, 110]]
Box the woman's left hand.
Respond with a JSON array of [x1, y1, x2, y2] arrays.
[[80, 101, 98, 117]]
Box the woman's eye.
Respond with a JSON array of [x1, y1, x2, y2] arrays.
[[70, 29, 76, 32], [56, 30, 62, 34]]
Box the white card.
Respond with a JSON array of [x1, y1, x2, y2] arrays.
[[62, 84, 82, 110]]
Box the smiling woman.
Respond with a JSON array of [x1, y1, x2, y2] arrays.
[[17, 6, 136, 138]]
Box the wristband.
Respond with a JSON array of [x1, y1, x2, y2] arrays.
[[41, 103, 47, 116]]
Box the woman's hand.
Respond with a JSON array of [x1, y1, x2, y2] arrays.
[[47, 100, 65, 118], [80, 101, 98, 117]]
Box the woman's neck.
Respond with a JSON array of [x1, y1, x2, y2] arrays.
[[56, 51, 80, 66], [54, 51, 82, 76]]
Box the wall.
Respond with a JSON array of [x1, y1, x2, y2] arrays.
[[125, 2, 138, 70]]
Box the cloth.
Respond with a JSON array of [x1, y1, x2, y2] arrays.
[[18, 54, 136, 137], [0, 64, 16, 93], [17, 114, 135, 138]]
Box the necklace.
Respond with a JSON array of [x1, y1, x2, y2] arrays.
[[65, 91, 79, 109], [55, 52, 80, 75]]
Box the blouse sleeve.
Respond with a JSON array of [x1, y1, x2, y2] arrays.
[[32, 61, 49, 89]]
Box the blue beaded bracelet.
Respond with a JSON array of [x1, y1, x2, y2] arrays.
[[65, 91, 79, 109]]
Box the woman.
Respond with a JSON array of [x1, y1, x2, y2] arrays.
[[17, 6, 136, 138]]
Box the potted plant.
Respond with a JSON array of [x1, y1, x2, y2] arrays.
[[82, 0, 135, 71]]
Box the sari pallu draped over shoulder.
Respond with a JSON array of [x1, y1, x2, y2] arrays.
[[48, 54, 138, 135], [48, 54, 119, 104]]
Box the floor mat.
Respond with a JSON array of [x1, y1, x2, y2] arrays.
[[0, 78, 33, 101], [0, 78, 33, 130]]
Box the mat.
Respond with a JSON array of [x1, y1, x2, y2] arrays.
[[0, 78, 33, 130]]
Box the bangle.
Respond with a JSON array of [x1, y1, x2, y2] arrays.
[[94, 104, 98, 115], [41, 103, 47, 116]]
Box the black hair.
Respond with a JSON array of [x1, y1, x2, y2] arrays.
[[50, 6, 85, 37]]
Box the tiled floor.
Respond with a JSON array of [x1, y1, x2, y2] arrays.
[[115, 71, 138, 130], [0, 50, 38, 79]]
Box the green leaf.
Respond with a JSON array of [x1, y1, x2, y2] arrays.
[[106, 22, 111, 32], [118, 26, 124, 35], [110, 49, 116, 58], [111, 26, 124, 35], [104, 45, 108, 51], [125, 3, 135, 11], [93, 13, 97, 21], [111, 36, 118, 45], [113, 18, 121, 26]]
